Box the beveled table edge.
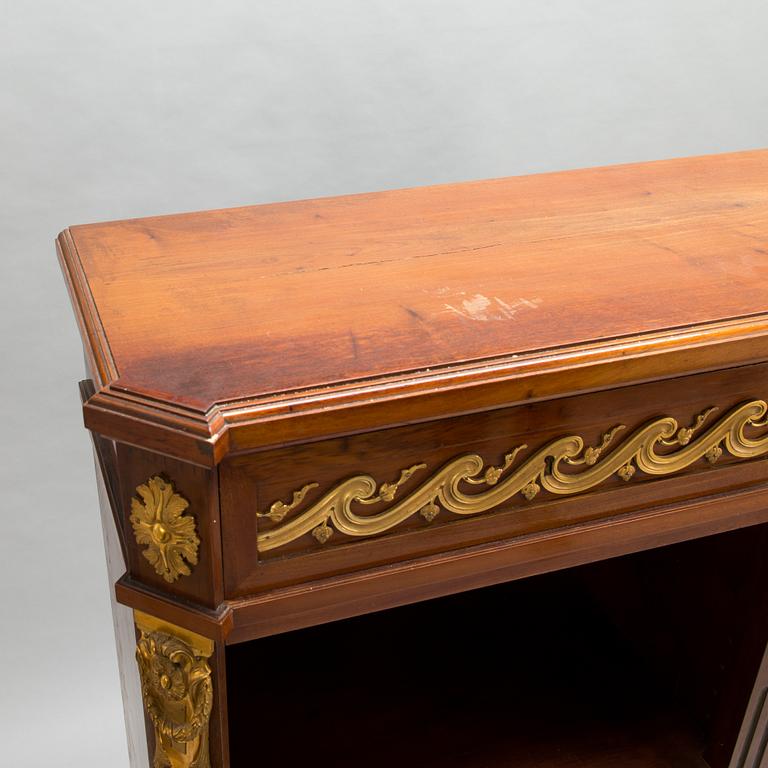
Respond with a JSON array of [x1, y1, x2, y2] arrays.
[[59, 227, 768, 465]]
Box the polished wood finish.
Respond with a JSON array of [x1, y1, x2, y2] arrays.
[[221, 479, 768, 644], [222, 362, 768, 594], [93, 433, 149, 768], [731, 643, 768, 767], [59, 149, 768, 768], [59, 150, 768, 464], [115, 444, 224, 608]]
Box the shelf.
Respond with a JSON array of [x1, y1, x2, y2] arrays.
[[228, 527, 768, 767]]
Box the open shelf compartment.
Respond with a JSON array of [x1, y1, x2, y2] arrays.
[[228, 524, 768, 767]]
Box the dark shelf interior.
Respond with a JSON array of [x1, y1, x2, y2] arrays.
[[228, 524, 768, 767]]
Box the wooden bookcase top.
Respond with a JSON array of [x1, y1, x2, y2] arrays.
[[59, 149, 768, 463]]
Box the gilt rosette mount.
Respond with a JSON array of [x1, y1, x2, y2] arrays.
[[130, 476, 200, 582], [257, 399, 768, 553]]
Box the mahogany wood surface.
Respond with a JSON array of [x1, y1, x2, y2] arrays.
[[59, 149, 768, 464], [59, 149, 768, 768], [220, 481, 768, 644], [93, 439, 149, 768], [224, 361, 768, 594], [730, 643, 768, 768], [115, 443, 224, 608]]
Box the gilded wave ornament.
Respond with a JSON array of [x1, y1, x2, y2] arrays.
[[256, 400, 768, 553], [134, 611, 214, 768], [130, 475, 200, 583]]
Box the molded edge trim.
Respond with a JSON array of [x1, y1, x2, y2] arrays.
[[115, 577, 234, 644], [58, 226, 768, 465]]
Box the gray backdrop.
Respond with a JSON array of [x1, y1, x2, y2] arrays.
[[1, 1, 766, 765]]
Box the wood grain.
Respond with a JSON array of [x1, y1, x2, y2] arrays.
[[217, 480, 768, 643], [60, 149, 768, 767], [115, 444, 225, 608], [58, 149, 768, 463], [222, 361, 768, 595]]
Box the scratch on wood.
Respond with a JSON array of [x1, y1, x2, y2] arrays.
[[402, 305, 426, 322], [349, 331, 360, 359], [445, 294, 542, 321], [461, 294, 491, 320]]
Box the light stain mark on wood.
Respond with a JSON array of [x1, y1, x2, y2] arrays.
[[445, 295, 542, 322]]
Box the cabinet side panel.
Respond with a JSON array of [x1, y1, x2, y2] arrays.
[[116, 443, 224, 609], [94, 450, 150, 768], [729, 642, 768, 768]]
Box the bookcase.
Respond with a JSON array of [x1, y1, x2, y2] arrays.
[[59, 149, 768, 767]]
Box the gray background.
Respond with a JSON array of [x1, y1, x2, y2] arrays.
[[1, 1, 766, 765]]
